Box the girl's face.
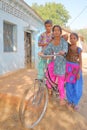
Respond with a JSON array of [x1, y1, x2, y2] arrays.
[[70, 34, 78, 45], [53, 27, 61, 38], [45, 23, 52, 33]]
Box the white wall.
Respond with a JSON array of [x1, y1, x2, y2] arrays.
[[0, 6, 44, 75], [0, 10, 26, 75]]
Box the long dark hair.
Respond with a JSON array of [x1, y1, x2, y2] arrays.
[[52, 25, 62, 34], [70, 32, 79, 40]]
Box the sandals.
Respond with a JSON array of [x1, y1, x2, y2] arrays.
[[66, 102, 79, 111], [73, 105, 79, 111]]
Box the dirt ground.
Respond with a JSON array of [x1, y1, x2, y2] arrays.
[[79, 53, 87, 119], [0, 52, 87, 130]]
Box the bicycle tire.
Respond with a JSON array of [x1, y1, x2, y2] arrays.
[[19, 79, 48, 129]]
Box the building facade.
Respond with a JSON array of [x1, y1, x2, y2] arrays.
[[0, 0, 44, 75]]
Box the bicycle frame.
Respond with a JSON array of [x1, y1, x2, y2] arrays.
[[39, 53, 64, 97]]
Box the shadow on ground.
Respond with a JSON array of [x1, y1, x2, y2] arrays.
[[0, 92, 87, 130], [0, 53, 87, 130]]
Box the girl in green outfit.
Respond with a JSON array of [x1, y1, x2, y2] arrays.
[[38, 20, 53, 79]]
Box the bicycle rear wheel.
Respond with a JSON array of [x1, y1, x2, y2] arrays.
[[19, 79, 48, 129]]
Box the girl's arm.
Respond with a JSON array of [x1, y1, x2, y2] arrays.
[[79, 50, 82, 71], [38, 33, 49, 47], [38, 43, 48, 47], [38, 34, 46, 47], [38, 43, 53, 59], [59, 38, 68, 56], [77, 49, 82, 80], [43, 43, 52, 55]]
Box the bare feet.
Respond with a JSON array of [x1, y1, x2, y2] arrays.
[[48, 89, 53, 96], [66, 102, 73, 111], [60, 99, 66, 106]]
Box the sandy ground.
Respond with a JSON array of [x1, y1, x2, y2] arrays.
[[0, 52, 87, 130], [79, 53, 87, 118]]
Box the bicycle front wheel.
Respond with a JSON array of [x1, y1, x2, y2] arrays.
[[19, 79, 48, 129]]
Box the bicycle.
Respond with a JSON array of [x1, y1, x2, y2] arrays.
[[19, 53, 64, 129]]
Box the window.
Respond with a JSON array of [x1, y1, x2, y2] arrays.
[[3, 21, 17, 52]]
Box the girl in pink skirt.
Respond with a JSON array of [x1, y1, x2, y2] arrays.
[[43, 25, 68, 105]]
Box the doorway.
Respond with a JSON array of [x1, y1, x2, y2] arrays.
[[24, 32, 32, 68]]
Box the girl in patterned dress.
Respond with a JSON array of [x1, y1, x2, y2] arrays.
[[42, 25, 68, 105], [38, 20, 53, 79], [65, 33, 83, 110]]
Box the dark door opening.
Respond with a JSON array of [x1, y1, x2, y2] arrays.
[[24, 32, 32, 68]]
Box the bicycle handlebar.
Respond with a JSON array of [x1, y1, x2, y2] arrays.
[[38, 52, 64, 58]]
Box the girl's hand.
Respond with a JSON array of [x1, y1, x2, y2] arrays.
[[44, 43, 47, 47], [38, 43, 48, 47], [58, 51, 65, 56], [38, 52, 43, 56], [77, 73, 80, 80]]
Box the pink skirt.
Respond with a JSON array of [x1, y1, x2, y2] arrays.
[[65, 61, 80, 83], [45, 61, 57, 88]]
